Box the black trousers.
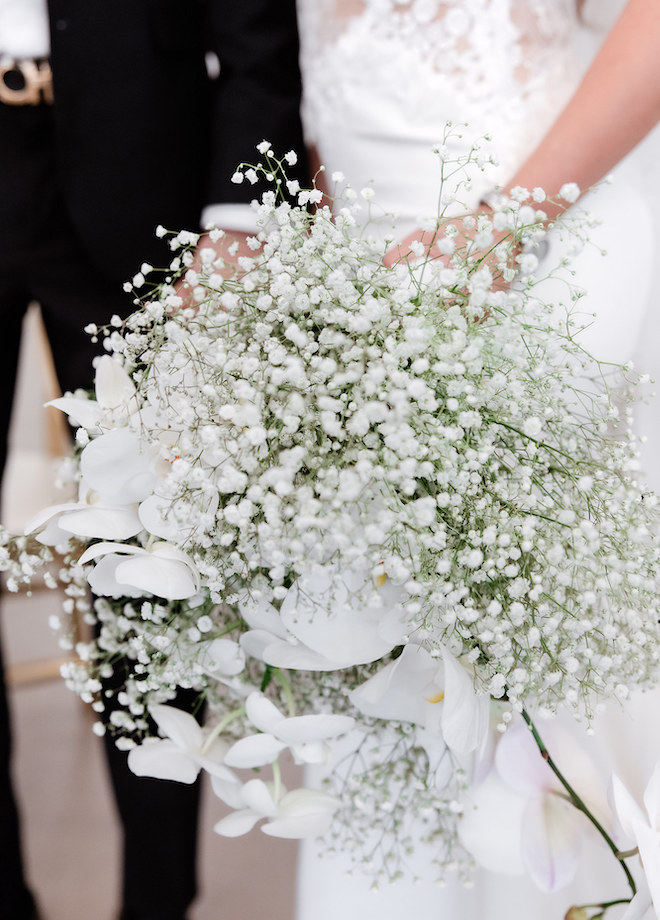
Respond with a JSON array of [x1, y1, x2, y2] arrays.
[[0, 101, 201, 920]]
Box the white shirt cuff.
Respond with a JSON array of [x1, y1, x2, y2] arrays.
[[201, 203, 259, 233]]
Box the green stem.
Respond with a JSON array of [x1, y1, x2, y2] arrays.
[[521, 708, 637, 899], [201, 705, 245, 755], [580, 898, 631, 910], [616, 848, 639, 861], [213, 619, 243, 638], [272, 759, 282, 802], [260, 665, 274, 693], [272, 668, 296, 717]]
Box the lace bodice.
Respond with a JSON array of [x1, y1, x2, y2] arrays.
[[300, 0, 578, 99], [300, 0, 582, 172], [297, 0, 595, 225]]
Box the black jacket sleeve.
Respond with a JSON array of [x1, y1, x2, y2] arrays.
[[204, 0, 309, 204]]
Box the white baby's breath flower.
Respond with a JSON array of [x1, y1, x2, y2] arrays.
[[559, 182, 580, 204]]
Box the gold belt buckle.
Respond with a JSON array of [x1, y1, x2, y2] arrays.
[[0, 59, 54, 106]]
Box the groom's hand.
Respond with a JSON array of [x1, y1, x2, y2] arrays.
[[174, 229, 258, 308]]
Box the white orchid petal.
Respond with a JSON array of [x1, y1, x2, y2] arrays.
[[80, 428, 158, 504], [261, 812, 333, 838], [280, 788, 341, 813], [240, 630, 280, 662], [612, 773, 648, 841], [441, 649, 489, 756], [224, 734, 286, 768], [138, 494, 180, 541], [210, 774, 245, 809], [238, 596, 288, 638], [33, 516, 74, 547], [150, 541, 198, 564], [495, 722, 557, 797], [79, 542, 146, 564], [86, 555, 146, 598], [261, 641, 349, 672], [195, 757, 237, 782], [24, 502, 84, 535], [262, 788, 340, 838], [25, 502, 82, 546], [127, 740, 201, 783], [634, 820, 660, 914], [350, 658, 399, 705], [458, 770, 526, 875], [644, 763, 660, 830], [240, 779, 279, 817], [245, 692, 285, 733], [213, 810, 262, 837], [94, 355, 135, 408], [275, 714, 355, 745], [114, 555, 199, 600], [47, 396, 103, 430], [194, 739, 236, 781], [349, 644, 443, 731], [521, 795, 581, 893], [291, 741, 327, 764], [621, 880, 653, 920], [279, 572, 407, 666], [148, 543, 201, 590], [58, 505, 143, 540], [201, 639, 245, 677], [149, 704, 204, 750]]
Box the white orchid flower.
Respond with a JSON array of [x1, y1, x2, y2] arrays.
[[136, 487, 218, 544], [198, 638, 246, 679], [25, 481, 143, 546], [137, 492, 186, 542], [223, 692, 355, 768], [349, 643, 444, 731], [192, 637, 257, 696], [459, 721, 610, 893], [240, 568, 409, 671], [79, 540, 200, 600], [48, 355, 138, 432], [212, 773, 341, 839], [26, 420, 158, 546], [612, 764, 660, 920], [80, 427, 160, 506], [440, 649, 491, 757], [349, 644, 490, 758], [458, 769, 528, 877], [127, 704, 237, 784]]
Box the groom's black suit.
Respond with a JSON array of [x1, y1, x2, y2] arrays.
[[0, 3, 306, 918]]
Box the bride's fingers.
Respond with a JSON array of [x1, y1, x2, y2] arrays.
[[382, 243, 406, 268], [383, 228, 436, 267]]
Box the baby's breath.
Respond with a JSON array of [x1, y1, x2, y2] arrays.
[[21, 142, 660, 883]]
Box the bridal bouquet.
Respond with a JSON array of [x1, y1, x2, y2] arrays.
[[17, 143, 660, 917]]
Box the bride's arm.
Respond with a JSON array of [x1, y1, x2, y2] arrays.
[[385, 0, 660, 263], [510, 0, 660, 218]]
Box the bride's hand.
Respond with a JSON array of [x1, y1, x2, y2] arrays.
[[383, 228, 437, 268], [383, 211, 521, 292]]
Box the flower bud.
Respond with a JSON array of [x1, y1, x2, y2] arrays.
[[564, 907, 589, 920]]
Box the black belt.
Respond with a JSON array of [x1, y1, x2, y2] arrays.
[[0, 58, 53, 105]]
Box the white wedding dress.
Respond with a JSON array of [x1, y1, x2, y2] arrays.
[[295, 1, 660, 918]]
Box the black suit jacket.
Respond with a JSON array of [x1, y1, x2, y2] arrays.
[[47, 0, 307, 282]]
